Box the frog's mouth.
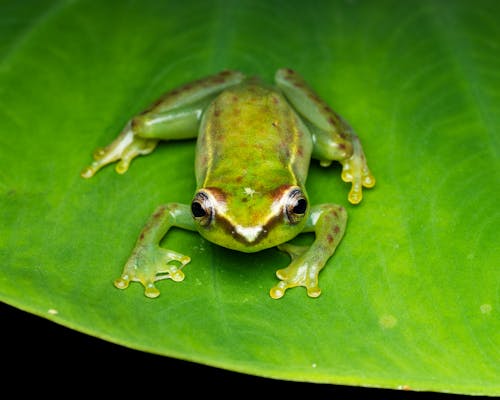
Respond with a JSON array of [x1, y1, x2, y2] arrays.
[[217, 213, 285, 251], [223, 217, 276, 247], [233, 225, 266, 243]]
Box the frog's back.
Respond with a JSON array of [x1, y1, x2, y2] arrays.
[[195, 83, 312, 190]]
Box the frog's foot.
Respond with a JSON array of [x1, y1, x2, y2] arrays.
[[340, 134, 376, 204], [269, 244, 321, 299], [114, 245, 190, 298], [81, 122, 158, 178]]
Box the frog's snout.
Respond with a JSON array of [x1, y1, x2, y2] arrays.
[[233, 225, 265, 243]]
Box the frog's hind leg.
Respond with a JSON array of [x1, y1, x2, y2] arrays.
[[81, 70, 246, 178], [275, 68, 375, 204]]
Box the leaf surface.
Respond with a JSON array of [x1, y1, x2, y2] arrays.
[[1, 0, 498, 395]]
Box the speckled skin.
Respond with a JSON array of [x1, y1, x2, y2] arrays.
[[81, 69, 375, 299]]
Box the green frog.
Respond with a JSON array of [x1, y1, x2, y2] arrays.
[[81, 68, 375, 299]]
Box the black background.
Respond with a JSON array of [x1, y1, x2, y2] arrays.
[[2, 302, 483, 398]]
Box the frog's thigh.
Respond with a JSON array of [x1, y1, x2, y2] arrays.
[[275, 68, 352, 158], [133, 70, 246, 141], [275, 69, 346, 135], [275, 68, 375, 204]]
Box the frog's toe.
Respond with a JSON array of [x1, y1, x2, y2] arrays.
[[139, 261, 187, 297], [348, 183, 363, 205], [160, 249, 190, 277], [115, 159, 131, 174], [80, 163, 99, 179], [93, 147, 108, 161], [81, 153, 119, 178], [168, 266, 186, 282], [306, 284, 321, 298], [275, 266, 291, 281], [363, 172, 376, 188], [113, 274, 130, 290], [154, 264, 186, 283], [144, 282, 161, 298], [114, 138, 157, 175], [346, 170, 376, 204], [270, 259, 324, 299], [340, 167, 353, 183], [269, 281, 288, 299], [270, 279, 322, 299]]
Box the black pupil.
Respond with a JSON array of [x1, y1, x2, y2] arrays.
[[293, 198, 307, 214], [191, 202, 207, 217]]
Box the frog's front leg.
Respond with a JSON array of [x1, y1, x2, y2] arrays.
[[114, 203, 196, 298], [270, 204, 347, 299], [276, 68, 375, 204], [81, 70, 246, 178]]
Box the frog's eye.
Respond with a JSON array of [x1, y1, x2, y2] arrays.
[[285, 189, 308, 224], [191, 192, 213, 226]]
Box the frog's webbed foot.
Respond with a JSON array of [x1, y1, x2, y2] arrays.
[[340, 134, 376, 204], [114, 245, 190, 298], [269, 243, 322, 299], [81, 122, 158, 178]]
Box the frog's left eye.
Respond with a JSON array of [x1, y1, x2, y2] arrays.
[[191, 192, 213, 226], [285, 189, 308, 224]]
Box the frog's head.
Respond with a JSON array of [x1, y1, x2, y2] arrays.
[[190, 184, 309, 252]]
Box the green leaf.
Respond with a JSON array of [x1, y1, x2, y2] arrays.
[[1, 0, 498, 395]]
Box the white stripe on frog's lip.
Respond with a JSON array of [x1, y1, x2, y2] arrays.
[[234, 225, 263, 243]]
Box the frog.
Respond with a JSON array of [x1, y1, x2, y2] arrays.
[[81, 68, 375, 299]]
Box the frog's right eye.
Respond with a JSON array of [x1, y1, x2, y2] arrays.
[[191, 192, 213, 226]]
